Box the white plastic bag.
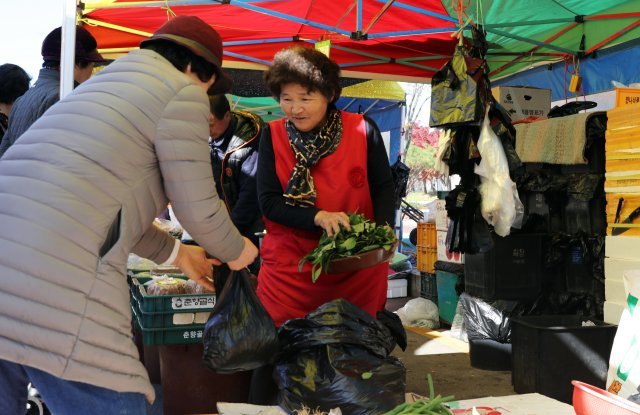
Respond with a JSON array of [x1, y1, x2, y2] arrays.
[[450, 300, 468, 342], [474, 113, 524, 236], [395, 297, 439, 329], [606, 270, 640, 400]]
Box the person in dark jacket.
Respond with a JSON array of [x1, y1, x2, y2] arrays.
[[184, 94, 264, 280], [208, 95, 264, 245], [0, 25, 107, 157], [0, 64, 30, 141]]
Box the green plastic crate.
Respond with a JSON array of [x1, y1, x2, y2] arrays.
[[132, 304, 206, 345], [130, 277, 216, 313], [132, 301, 211, 328], [420, 272, 438, 304]]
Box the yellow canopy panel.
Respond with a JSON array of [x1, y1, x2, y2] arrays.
[[341, 80, 405, 101]]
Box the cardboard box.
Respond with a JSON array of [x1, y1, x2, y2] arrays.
[[436, 230, 464, 264], [604, 300, 625, 325], [605, 236, 640, 260], [605, 279, 627, 303], [604, 257, 640, 282], [492, 86, 551, 121], [616, 88, 640, 108], [607, 105, 640, 131]]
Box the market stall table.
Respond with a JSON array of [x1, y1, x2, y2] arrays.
[[213, 393, 574, 414], [447, 393, 574, 414]]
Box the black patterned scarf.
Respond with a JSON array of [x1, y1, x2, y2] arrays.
[[283, 108, 342, 207]]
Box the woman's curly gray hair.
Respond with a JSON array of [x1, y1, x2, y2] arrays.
[[264, 46, 341, 103]]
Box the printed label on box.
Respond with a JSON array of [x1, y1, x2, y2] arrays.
[[171, 295, 216, 310], [182, 329, 203, 339], [616, 88, 640, 108], [436, 230, 464, 264], [492, 86, 551, 121]]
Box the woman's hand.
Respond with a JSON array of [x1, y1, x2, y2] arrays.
[[314, 210, 351, 238], [173, 243, 220, 291], [227, 237, 259, 270]]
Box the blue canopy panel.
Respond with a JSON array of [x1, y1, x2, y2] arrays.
[[337, 97, 403, 164], [492, 40, 640, 102]]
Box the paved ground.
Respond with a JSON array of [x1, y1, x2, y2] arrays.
[[386, 297, 515, 400]]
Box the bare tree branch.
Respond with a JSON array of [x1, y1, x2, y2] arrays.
[[402, 83, 431, 161]]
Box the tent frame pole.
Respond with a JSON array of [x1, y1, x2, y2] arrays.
[[61, 0, 80, 99], [489, 22, 577, 77], [586, 19, 640, 54]]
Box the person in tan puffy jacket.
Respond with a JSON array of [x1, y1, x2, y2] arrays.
[[0, 16, 258, 414]]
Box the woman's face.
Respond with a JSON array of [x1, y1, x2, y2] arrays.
[[279, 83, 331, 132]]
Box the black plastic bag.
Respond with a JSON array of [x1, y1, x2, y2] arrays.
[[377, 309, 408, 352], [458, 293, 520, 343], [443, 126, 481, 178], [202, 269, 278, 374], [547, 100, 597, 118], [390, 157, 411, 210], [275, 299, 405, 414], [488, 101, 522, 173], [445, 185, 493, 254]]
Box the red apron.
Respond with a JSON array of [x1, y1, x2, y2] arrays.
[[257, 111, 388, 327]]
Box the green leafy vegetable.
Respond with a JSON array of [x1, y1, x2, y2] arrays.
[[382, 374, 455, 415], [299, 213, 396, 283]]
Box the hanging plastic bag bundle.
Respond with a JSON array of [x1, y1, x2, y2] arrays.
[[202, 268, 278, 374], [474, 113, 524, 236], [429, 28, 491, 129]]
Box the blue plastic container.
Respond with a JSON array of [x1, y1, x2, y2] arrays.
[[436, 270, 460, 324]]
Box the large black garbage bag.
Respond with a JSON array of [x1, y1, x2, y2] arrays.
[[458, 293, 522, 343], [377, 308, 408, 352], [434, 260, 464, 276], [275, 299, 405, 414], [516, 171, 602, 200], [202, 269, 278, 374], [546, 232, 605, 284]]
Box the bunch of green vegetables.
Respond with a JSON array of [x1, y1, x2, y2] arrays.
[[300, 213, 396, 283], [383, 374, 455, 415]]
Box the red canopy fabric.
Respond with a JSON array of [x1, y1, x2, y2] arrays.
[[83, 1, 458, 82]]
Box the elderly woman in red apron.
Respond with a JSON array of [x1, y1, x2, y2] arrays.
[[250, 46, 396, 403]]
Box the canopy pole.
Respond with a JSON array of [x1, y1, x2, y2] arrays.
[[485, 27, 576, 55], [82, 18, 152, 37], [482, 18, 574, 28], [586, 19, 640, 54], [586, 12, 640, 21], [61, 0, 78, 99], [363, 0, 394, 35], [489, 22, 578, 77], [379, 0, 457, 24]]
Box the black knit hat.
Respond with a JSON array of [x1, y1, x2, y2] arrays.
[[41, 26, 106, 63]]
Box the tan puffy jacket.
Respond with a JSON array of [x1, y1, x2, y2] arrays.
[[0, 49, 244, 402]]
